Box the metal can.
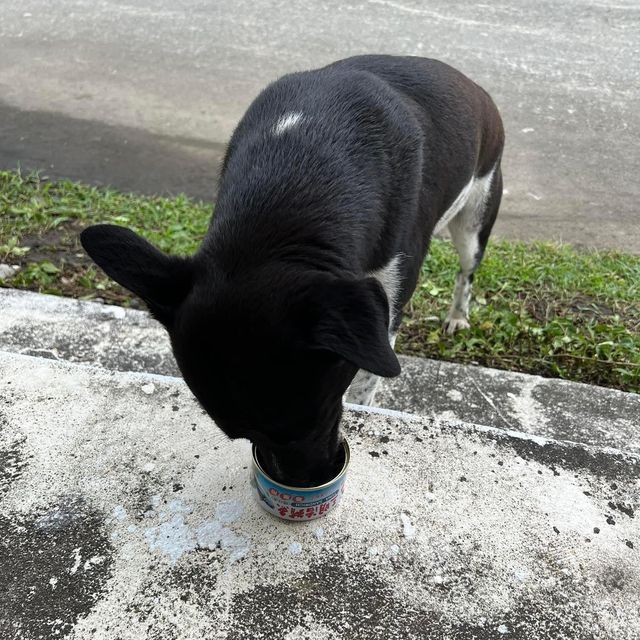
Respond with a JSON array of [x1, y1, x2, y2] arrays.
[[251, 440, 350, 521]]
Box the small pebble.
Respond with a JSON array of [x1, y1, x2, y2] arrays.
[[0, 264, 20, 280]]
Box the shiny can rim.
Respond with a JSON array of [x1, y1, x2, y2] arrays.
[[251, 438, 350, 492]]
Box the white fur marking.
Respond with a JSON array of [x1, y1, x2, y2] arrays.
[[434, 169, 495, 235], [443, 167, 497, 332], [434, 177, 475, 235], [345, 332, 398, 407], [368, 254, 403, 328], [273, 112, 304, 135], [345, 370, 381, 406]]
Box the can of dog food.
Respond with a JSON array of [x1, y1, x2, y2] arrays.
[[251, 440, 350, 521]]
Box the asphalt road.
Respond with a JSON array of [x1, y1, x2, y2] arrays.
[[1, 0, 639, 252]]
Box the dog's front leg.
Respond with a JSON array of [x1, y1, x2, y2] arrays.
[[345, 369, 382, 406], [344, 332, 397, 406]]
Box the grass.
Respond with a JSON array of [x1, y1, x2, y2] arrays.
[[0, 170, 212, 305], [1, 170, 639, 393]]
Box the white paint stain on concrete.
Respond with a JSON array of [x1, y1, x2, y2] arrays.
[[112, 505, 127, 521], [84, 555, 106, 571], [141, 383, 155, 394], [144, 514, 196, 564], [215, 499, 243, 523], [167, 499, 192, 514], [196, 518, 249, 563], [69, 547, 82, 575], [506, 379, 549, 439], [144, 498, 249, 564], [400, 513, 416, 540], [195, 519, 224, 548], [106, 306, 126, 320], [288, 542, 303, 555], [446, 389, 463, 402], [498, 623, 510, 634]]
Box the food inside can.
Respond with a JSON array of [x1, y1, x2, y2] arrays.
[[251, 439, 350, 521]]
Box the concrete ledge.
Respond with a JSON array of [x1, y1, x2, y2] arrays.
[[1, 351, 639, 639], [1, 288, 638, 454], [375, 355, 640, 455]]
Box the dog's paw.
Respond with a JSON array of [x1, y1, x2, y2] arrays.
[[443, 316, 470, 335]]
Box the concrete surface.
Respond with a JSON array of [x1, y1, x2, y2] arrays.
[[1, 350, 639, 639], [1, 1, 639, 252], [1, 288, 638, 455], [376, 356, 640, 456]]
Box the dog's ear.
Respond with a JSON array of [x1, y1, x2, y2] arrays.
[[80, 224, 192, 325], [305, 277, 401, 377]]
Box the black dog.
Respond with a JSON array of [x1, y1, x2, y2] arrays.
[[81, 55, 504, 487]]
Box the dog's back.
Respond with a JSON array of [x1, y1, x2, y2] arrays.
[[207, 55, 503, 317]]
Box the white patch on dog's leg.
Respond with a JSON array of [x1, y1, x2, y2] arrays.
[[444, 166, 496, 334], [345, 332, 397, 406], [368, 254, 403, 329], [345, 370, 381, 406], [273, 112, 305, 135], [433, 175, 476, 235], [444, 272, 472, 334]]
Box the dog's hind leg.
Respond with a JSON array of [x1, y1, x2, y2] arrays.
[[444, 164, 503, 334]]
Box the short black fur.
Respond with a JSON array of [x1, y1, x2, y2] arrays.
[[81, 55, 504, 486]]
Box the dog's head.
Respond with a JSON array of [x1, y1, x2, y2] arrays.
[[81, 224, 400, 486]]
